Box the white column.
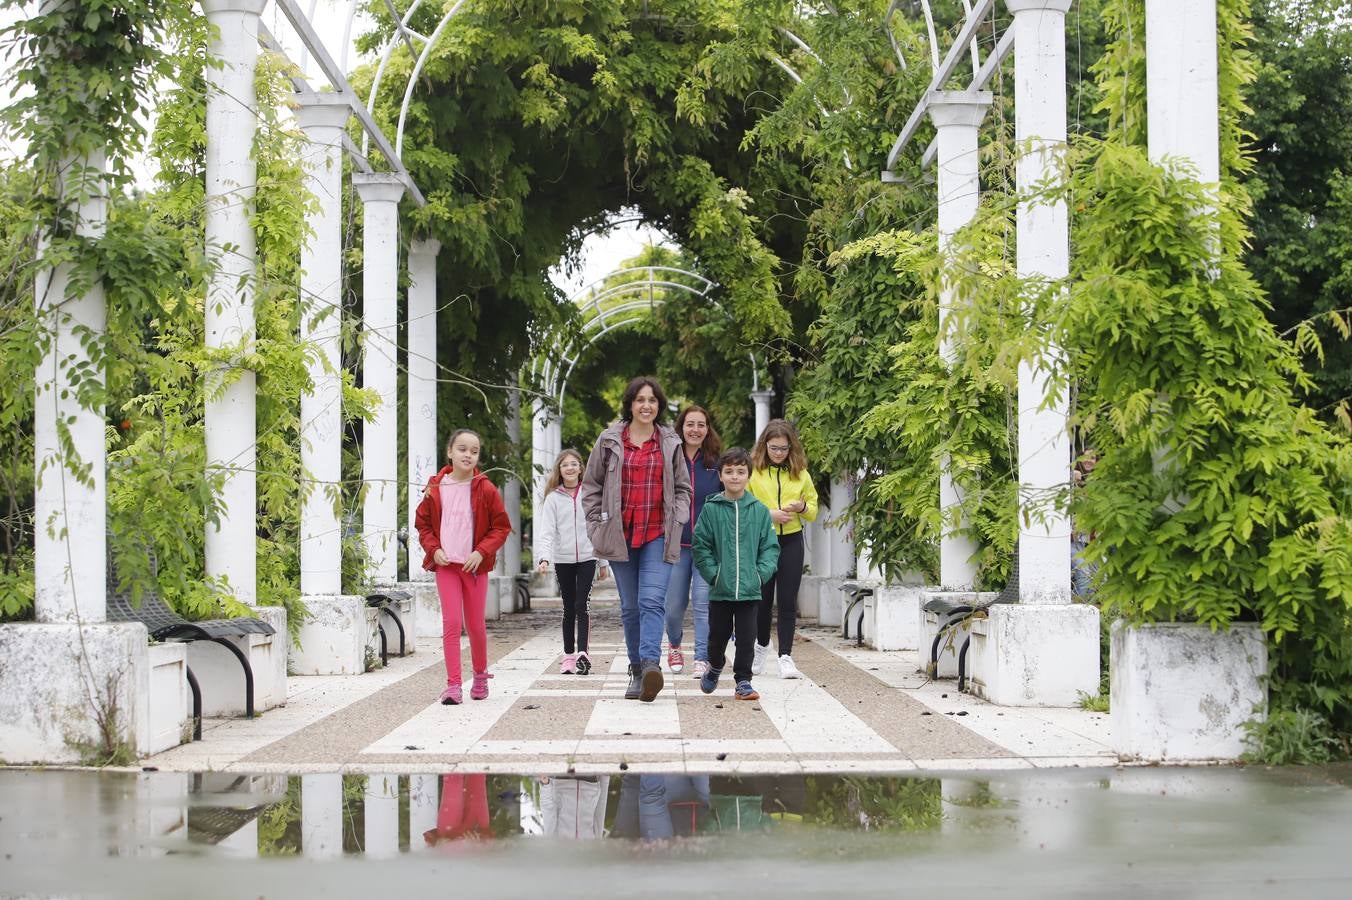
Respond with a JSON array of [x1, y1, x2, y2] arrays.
[[1146, 0, 1220, 186], [929, 91, 992, 591], [301, 774, 342, 859], [353, 173, 405, 585], [34, 150, 108, 623], [363, 773, 399, 858], [409, 774, 439, 850], [501, 389, 523, 575], [296, 94, 350, 597], [202, 0, 266, 604], [530, 397, 550, 566], [750, 389, 773, 442], [828, 477, 855, 577], [406, 238, 441, 582], [1007, 0, 1073, 605]]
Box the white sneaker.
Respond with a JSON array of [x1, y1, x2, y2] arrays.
[[691, 660, 710, 680], [751, 642, 769, 675], [778, 654, 801, 679]]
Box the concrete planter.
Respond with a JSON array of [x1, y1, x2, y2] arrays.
[[0, 622, 147, 764], [139, 642, 189, 755], [817, 577, 851, 628], [968, 603, 1100, 706], [1111, 620, 1267, 761], [867, 584, 924, 651], [375, 586, 418, 656], [290, 595, 367, 675], [797, 575, 825, 622], [412, 581, 442, 638]]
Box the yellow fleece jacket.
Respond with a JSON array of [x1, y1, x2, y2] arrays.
[[748, 466, 819, 537]]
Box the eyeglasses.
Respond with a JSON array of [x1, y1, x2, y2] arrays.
[[767, 445, 790, 453]]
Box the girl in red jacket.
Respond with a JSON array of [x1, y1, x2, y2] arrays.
[[414, 429, 513, 705]]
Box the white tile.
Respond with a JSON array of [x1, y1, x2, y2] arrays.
[[364, 634, 564, 757], [586, 698, 681, 735]]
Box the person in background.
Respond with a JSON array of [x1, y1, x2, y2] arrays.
[[663, 405, 723, 679], [748, 419, 818, 680], [536, 448, 608, 675]]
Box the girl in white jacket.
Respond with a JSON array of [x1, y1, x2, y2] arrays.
[[536, 449, 607, 674]]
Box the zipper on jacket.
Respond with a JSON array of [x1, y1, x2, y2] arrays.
[[776, 468, 784, 535], [734, 499, 740, 599]]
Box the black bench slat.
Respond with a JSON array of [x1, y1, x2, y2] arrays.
[[106, 591, 272, 723], [106, 593, 275, 641]]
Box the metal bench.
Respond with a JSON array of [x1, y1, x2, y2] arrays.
[[921, 554, 1020, 691], [839, 581, 874, 646], [364, 588, 412, 666], [107, 592, 275, 738], [514, 573, 532, 611]]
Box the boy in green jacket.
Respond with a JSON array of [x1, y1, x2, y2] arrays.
[[693, 448, 780, 701]]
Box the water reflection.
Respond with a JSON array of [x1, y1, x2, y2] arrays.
[[0, 767, 1348, 897], [177, 772, 947, 853]]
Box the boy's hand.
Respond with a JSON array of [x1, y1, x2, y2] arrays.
[[770, 508, 793, 525], [597, 565, 609, 581], [433, 549, 450, 567], [462, 550, 484, 574]]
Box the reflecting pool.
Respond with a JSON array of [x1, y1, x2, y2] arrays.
[[0, 766, 1349, 898]]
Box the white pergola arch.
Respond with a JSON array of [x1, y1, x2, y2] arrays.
[[526, 265, 778, 566]]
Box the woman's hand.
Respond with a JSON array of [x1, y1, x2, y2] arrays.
[[537, 559, 550, 574], [597, 565, 609, 582], [770, 508, 793, 525], [433, 549, 450, 567], [462, 550, 484, 574]]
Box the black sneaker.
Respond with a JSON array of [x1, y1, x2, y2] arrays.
[[639, 659, 664, 702], [575, 651, 592, 676], [625, 663, 642, 700]]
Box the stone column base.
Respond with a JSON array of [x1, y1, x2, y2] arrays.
[[409, 580, 442, 638], [818, 577, 854, 628], [797, 575, 825, 621], [869, 584, 924, 651], [290, 595, 367, 675], [1111, 620, 1266, 761], [0, 622, 148, 764], [968, 603, 1100, 706]]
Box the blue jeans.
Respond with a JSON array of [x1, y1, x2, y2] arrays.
[[664, 547, 710, 662], [610, 536, 672, 665], [613, 775, 711, 839]]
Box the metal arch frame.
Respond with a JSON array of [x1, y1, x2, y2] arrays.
[[532, 267, 722, 409], [264, 0, 426, 205], [881, 0, 1005, 177]]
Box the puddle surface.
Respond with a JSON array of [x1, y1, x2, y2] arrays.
[[1, 766, 1349, 898]]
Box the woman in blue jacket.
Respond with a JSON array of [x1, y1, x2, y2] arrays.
[[663, 405, 723, 679]]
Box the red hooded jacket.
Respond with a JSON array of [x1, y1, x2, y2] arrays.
[[413, 467, 513, 572]]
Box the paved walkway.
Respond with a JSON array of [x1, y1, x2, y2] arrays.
[[148, 589, 1117, 774]]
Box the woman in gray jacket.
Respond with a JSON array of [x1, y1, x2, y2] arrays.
[[581, 377, 693, 702]]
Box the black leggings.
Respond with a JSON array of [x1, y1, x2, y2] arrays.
[[757, 530, 804, 656], [556, 560, 595, 653]]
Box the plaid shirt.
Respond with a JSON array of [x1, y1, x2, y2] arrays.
[[620, 426, 665, 548]]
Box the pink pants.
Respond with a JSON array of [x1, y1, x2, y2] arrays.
[[435, 566, 488, 685], [427, 774, 490, 843]]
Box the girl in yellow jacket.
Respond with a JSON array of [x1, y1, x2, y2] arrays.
[[747, 419, 818, 679]]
